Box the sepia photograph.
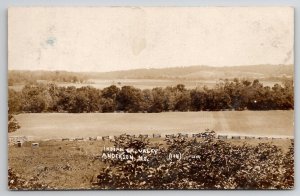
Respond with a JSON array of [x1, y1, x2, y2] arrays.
[[8, 7, 294, 190]]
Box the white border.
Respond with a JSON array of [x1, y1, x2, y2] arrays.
[[0, 1, 298, 195]]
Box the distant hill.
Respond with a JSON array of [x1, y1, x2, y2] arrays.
[[86, 64, 294, 80], [9, 64, 293, 83]]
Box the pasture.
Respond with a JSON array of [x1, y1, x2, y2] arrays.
[[9, 111, 294, 140], [8, 137, 293, 189]]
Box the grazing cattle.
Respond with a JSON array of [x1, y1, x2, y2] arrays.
[[218, 135, 228, 140], [96, 136, 102, 140], [192, 133, 201, 138], [192, 133, 212, 138], [177, 133, 188, 138], [17, 141, 22, 147], [181, 134, 189, 138], [202, 130, 216, 138], [258, 137, 268, 140], [139, 134, 149, 138], [125, 134, 132, 139], [166, 134, 175, 139], [118, 134, 129, 139], [31, 143, 39, 148], [89, 137, 97, 141], [153, 134, 161, 138]]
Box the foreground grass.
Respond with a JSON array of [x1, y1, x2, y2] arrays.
[[8, 136, 293, 190]]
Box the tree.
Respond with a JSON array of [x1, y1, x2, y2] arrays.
[[8, 89, 22, 113], [8, 90, 22, 133], [282, 79, 294, 109], [56, 86, 77, 112], [150, 87, 165, 112], [100, 98, 117, 112], [72, 86, 101, 113], [47, 83, 60, 111], [141, 89, 153, 112], [117, 86, 143, 112], [190, 89, 205, 111], [20, 84, 52, 113], [100, 85, 120, 112], [8, 114, 20, 133], [163, 87, 177, 111], [102, 85, 120, 100], [173, 84, 191, 111], [9, 78, 295, 113]]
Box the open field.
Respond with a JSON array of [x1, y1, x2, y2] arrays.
[[9, 140, 107, 189], [9, 111, 294, 140], [58, 79, 218, 90], [8, 137, 293, 189]]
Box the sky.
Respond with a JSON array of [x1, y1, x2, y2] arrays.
[[8, 7, 294, 72]]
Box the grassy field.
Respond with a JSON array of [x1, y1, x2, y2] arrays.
[[9, 111, 294, 140], [8, 138, 293, 189], [9, 140, 107, 189], [8, 110, 294, 189]]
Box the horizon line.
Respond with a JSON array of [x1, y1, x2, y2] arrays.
[[8, 64, 293, 73]]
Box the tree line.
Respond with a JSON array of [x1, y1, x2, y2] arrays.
[[8, 78, 294, 114], [8, 70, 87, 86]]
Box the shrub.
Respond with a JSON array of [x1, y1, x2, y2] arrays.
[[95, 131, 294, 189]]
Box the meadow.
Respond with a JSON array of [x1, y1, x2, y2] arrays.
[[9, 111, 294, 140], [8, 136, 293, 189]]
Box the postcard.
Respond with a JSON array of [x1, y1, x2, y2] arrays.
[[8, 7, 294, 190]]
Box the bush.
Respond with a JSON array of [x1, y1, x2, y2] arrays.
[[8, 168, 50, 190], [95, 131, 294, 189], [8, 114, 20, 133]]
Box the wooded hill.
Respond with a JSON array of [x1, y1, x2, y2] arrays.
[[87, 64, 293, 80], [8, 64, 293, 85]]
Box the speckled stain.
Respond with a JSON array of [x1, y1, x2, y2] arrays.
[[46, 37, 57, 46], [132, 37, 146, 56]]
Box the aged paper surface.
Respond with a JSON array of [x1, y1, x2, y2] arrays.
[[8, 7, 294, 190]]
